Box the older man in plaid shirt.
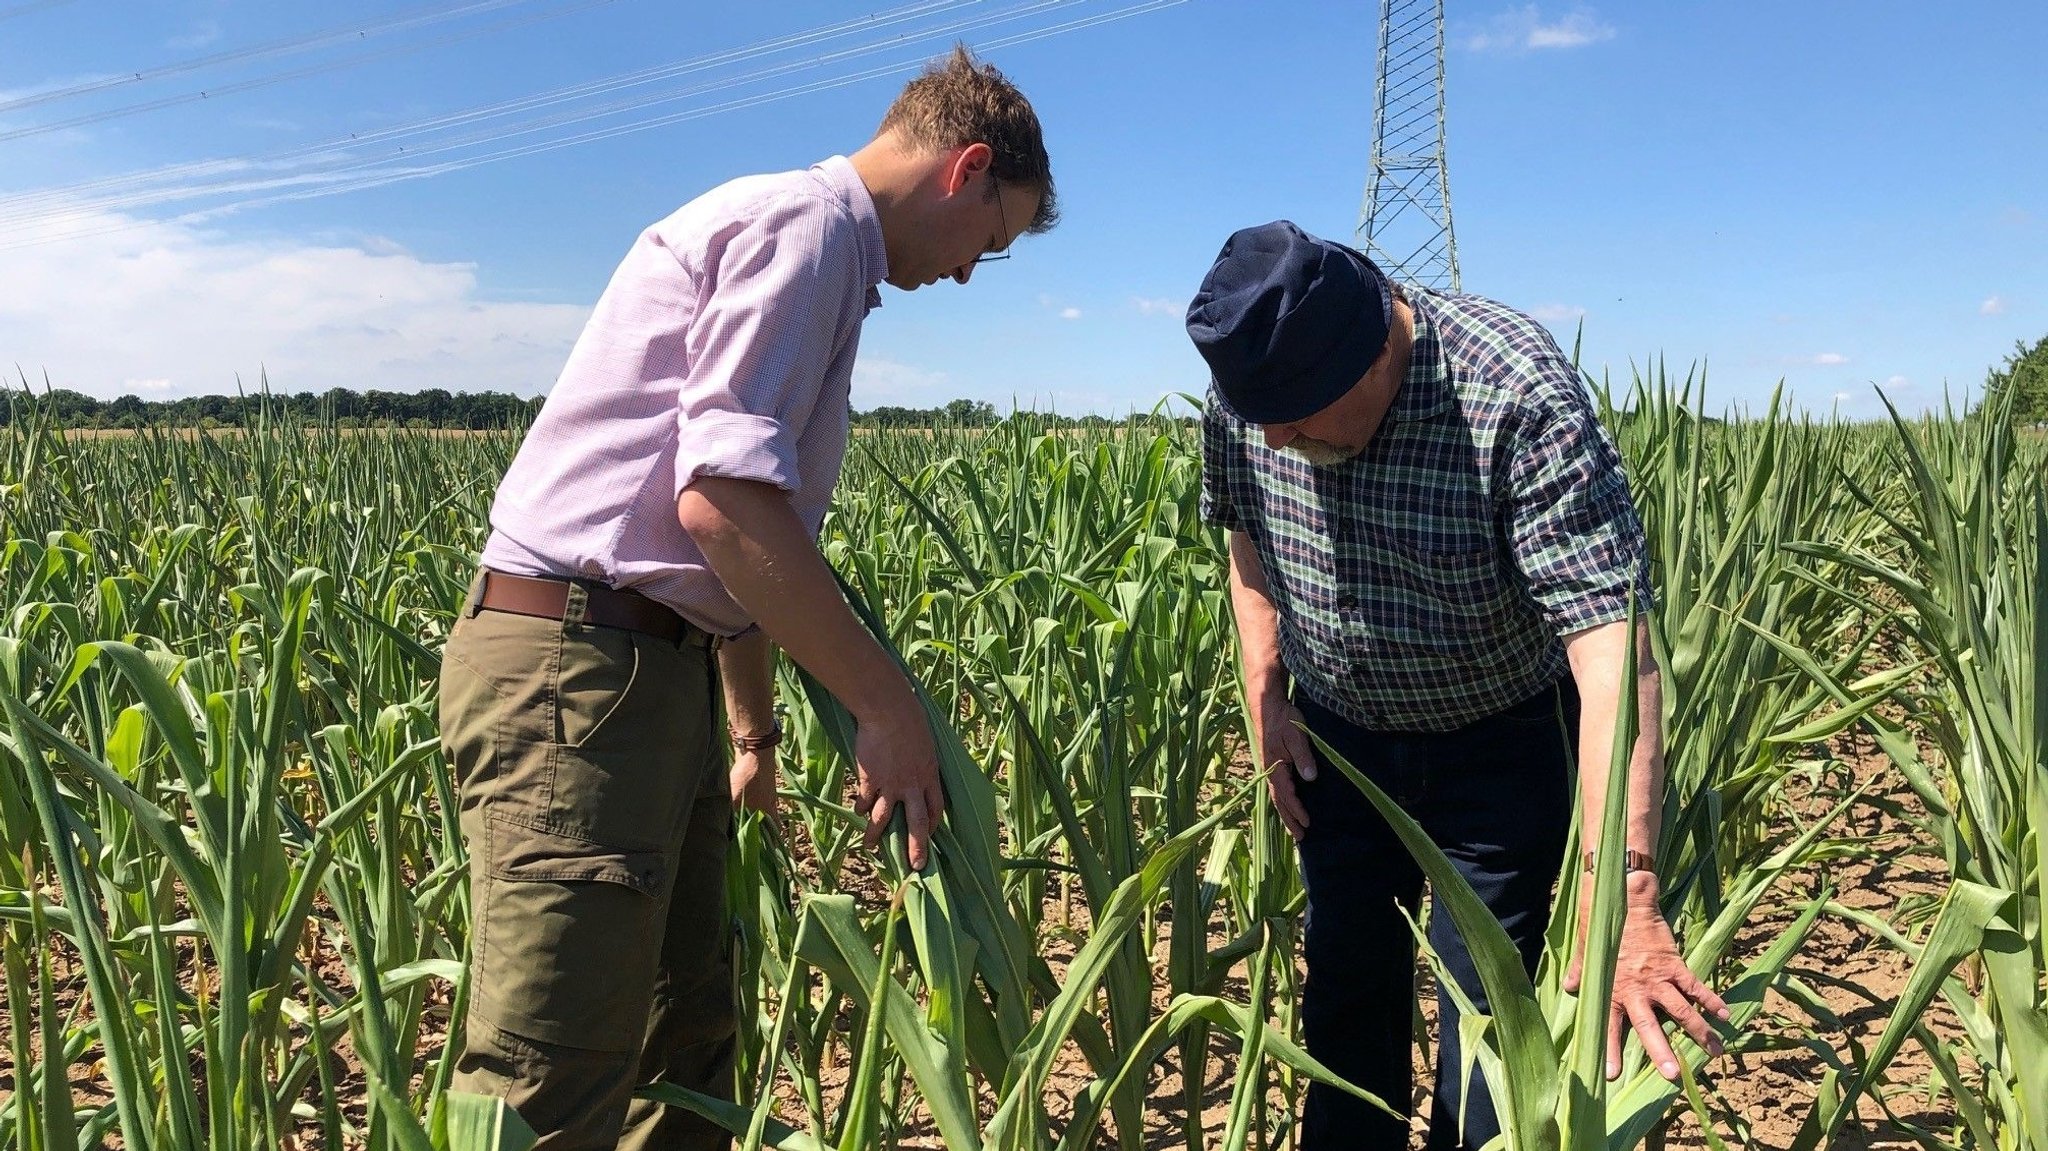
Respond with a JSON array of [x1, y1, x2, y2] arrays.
[[1187, 221, 1728, 1151]]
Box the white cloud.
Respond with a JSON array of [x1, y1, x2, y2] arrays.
[[1831, 391, 1853, 404], [1131, 296, 1180, 317], [1464, 5, 1616, 53], [1981, 295, 2007, 315], [1036, 294, 1083, 321], [0, 208, 588, 398], [1529, 303, 1586, 323], [1884, 374, 1911, 389], [168, 22, 222, 51], [850, 356, 951, 408], [1811, 352, 1849, 366]]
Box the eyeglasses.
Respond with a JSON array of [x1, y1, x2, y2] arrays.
[[973, 174, 1012, 265]]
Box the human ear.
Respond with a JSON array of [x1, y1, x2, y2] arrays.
[[945, 142, 994, 193]]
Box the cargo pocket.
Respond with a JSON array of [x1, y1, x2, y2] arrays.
[[471, 815, 671, 1051]]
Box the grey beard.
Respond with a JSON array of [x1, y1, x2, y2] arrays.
[[1286, 438, 1361, 466]]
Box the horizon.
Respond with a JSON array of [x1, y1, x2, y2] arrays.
[[2, 1, 2042, 420]]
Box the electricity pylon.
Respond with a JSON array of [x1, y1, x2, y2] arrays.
[[1356, 0, 1460, 291]]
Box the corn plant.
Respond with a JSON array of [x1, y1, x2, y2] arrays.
[[1784, 391, 2048, 1150], [0, 382, 2013, 1151]]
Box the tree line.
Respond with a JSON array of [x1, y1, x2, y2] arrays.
[[1, 387, 1199, 431], [1983, 333, 2048, 427], [4, 333, 2042, 432], [0, 386, 549, 430]]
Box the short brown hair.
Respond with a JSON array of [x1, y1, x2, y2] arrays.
[[877, 44, 1058, 234]]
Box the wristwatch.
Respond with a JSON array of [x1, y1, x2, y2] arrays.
[[1583, 848, 1655, 875]]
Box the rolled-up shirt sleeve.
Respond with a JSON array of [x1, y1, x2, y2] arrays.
[[673, 195, 860, 495], [1504, 363, 1656, 634]]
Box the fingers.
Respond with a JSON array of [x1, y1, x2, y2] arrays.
[[1607, 976, 1733, 1082], [862, 793, 892, 853], [852, 757, 945, 871], [1606, 1002, 1626, 1080], [1626, 995, 1683, 1081], [1684, 969, 1733, 1023], [1268, 762, 1309, 841], [902, 789, 932, 872], [1281, 726, 1319, 782], [1261, 709, 1316, 841], [1652, 985, 1724, 1060]]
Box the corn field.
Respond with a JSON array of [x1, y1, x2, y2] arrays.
[[0, 377, 2041, 1151]]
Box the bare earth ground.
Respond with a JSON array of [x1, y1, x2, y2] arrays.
[[0, 727, 1962, 1149]]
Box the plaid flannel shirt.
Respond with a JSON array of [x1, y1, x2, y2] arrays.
[[1201, 287, 1653, 732]]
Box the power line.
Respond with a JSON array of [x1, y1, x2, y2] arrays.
[[0, 0, 620, 144], [0, 0, 983, 215], [0, 0, 1189, 252], [0, 0, 550, 114], [0, 0, 1093, 231], [0, 0, 74, 24]]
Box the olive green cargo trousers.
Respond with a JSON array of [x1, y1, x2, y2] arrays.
[[438, 575, 735, 1150]]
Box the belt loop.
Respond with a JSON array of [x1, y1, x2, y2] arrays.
[[562, 581, 590, 631], [465, 569, 488, 618]]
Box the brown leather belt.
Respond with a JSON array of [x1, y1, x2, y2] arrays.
[[474, 570, 715, 649]]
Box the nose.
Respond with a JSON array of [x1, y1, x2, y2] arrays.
[[950, 263, 974, 286], [1262, 424, 1295, 450]]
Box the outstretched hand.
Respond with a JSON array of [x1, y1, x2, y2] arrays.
[[1565, 879, 1730, 1081]]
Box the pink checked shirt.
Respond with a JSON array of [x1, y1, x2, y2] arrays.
[[480, 156, 889, 637]]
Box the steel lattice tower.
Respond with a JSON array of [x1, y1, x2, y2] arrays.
[[1355, 0, 1459, 291]]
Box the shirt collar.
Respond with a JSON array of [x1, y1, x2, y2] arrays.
[[814, 155, 889, 305], [1386, 291, 1452, 424]]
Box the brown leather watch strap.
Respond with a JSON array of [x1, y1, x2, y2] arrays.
[[1582, 847, 1656, 875]]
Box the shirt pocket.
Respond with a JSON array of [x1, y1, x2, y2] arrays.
[[1347, 521, 1520, 655]]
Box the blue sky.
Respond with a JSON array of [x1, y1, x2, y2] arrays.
[[1, 1, 2042, 418]]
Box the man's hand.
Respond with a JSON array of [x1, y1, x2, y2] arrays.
[[729, 747, 781, 828], [677, 476, 948, 871], [851, 699, 945, 871], [1250, 687, 1318, 841], [1564, 874, 1730, 1081]]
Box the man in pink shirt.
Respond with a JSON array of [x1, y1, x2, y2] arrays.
[[437, 46, 1056, 1149]]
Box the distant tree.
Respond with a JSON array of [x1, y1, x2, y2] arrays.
[[942, 398, 997, 426], [104, 395, 147, 425], [43, 388, 101, 421], [1983, 333, 2048, 427], [415, 388, 455, 427]]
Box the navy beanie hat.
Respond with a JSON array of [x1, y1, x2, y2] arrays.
[[1184, 221, 1390, 424]]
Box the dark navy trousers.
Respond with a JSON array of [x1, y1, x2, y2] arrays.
[[1294, 678, 1578, 1151]]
